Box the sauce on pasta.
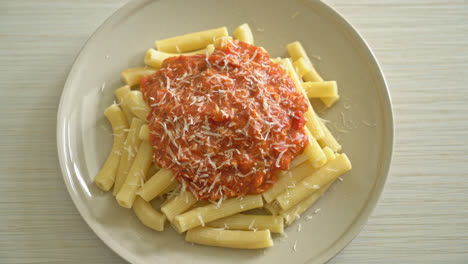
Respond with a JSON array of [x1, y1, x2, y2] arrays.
[[141, 40, 309, 200]]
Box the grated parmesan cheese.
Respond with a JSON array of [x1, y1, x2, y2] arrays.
[[197, 213, 205, 227], [248, 218, 256, 230]]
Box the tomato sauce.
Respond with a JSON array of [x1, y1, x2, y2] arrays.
[[141, 40, 309, 200]]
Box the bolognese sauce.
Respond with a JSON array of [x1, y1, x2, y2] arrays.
[[140, 40, 309, 200]]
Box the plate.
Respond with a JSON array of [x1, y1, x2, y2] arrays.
[[57, 0, 393, 263]]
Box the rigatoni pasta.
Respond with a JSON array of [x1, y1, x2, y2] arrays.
[[113, 117, 144, 195], [138, 168, 175, 202], [133, 196, 166, 231], [280, 181, 333, 225], [289, 153, 308, 169], [292, 57, 340, 107], [275, 154, 352, 210], [287, 41, 311, 63], [94, 104, 128, 191], [293, 57, 322, 82], [138, 124, 149, 142], [124, 91, 150, 122], [94, 24, 351, 250], [279, 58, 325, 140], [186, 227, 273, 249], [115, 141, 154, 208], [173, 195, 263, 233], [144, 48, 208, 69], [121, 67, 157, 87], [161, 190, 198, 222], [207, 214, 283, 233], [233, 23, 254, 45], [302, 81, 338, 98], [114, 85, 135, 123], [263, 160, 317, 204], [155, 27, 228, 53], [303, 127, 327, 168], [318, 119, 342, 153], [263, 201, 281, 216], [263, 148, 334, 204]]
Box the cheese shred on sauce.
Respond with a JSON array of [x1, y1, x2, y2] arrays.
[[141, 40, 308, 201]]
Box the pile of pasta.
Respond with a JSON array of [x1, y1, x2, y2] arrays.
[[94, 24, 351, 249]]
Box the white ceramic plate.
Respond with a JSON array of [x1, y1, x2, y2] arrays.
[[57, 0, 393, 263]]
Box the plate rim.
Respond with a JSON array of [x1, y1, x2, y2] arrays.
[[56, 0, 394, 263]]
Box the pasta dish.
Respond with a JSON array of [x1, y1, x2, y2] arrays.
[[93, 24, 351, 249]]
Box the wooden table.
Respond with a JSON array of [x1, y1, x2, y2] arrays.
[[1, 0, 467, 263]]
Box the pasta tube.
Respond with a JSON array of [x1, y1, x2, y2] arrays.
[[303, 128, 327, 168], [173, 195, 263, 233], [289, 153, 308, 169], [94, 104, 128, 191], [144, 48, 207, 68], [293, 58, 339, 107], [262, 160, 314, 204], [280, 181, 333, 225], [262, 137, 327, 203], [280, 58, 324, 139], [114, 85, 134, 123], [279, 148, 335, 224], [186, 227, 273, 249], [321, 95, 339, 108], [262, 147, 334, 204], [322, 146, 336, 161], [213, 36, 233, 49], [275, 154, 351, 210], [113, 118, 144, 195], [205, 44, 215, 56], [287, 41, 311, 63], [271, 57, 282, 64], [302, 81, 338, 98], [318, 119, 342, 153], [161, 190, 198, 222], [121, 67, 157, 87], [293, 57, 323, 82], [139, 124, 149, 141], [263, 202, 281, 216], [156, 27, 228, 53], [124, 91, 150, 122], [139, 168, 175, 202], [207, 214, 283, 233], [133, 196, 166, 231], [116, 141, 154, 208], [233, 23, 254, 45]]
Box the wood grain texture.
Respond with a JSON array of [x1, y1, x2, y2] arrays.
[[0, 0, 467, 263]]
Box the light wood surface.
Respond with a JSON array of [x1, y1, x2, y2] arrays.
[[1, 0, 467, 263]]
